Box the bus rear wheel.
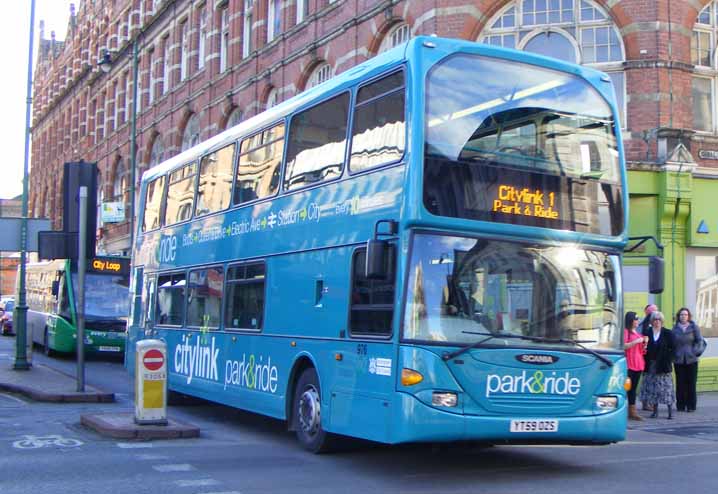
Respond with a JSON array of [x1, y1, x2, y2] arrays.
[[293, 368, 332, 453]]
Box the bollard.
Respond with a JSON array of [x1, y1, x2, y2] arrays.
[[135, 339, 168, 425]]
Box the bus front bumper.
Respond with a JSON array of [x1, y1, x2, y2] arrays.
[[389, 392, 626, 445]]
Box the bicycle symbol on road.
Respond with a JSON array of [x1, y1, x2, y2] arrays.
[[12, 434, 83, 449]]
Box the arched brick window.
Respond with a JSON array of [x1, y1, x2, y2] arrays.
[[692, 2, 718, 132], [307, 63, 333, 89], [480, 0, 625, 125], [150, 135, 165, 167], [266, 88, 278, 110], [379, 22, 411, 53], [181, 114, 200, 151], [227, 107, 243, 129]]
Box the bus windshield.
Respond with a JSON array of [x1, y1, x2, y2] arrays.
[[424, 54, 623, 236], [72, 273, 130, 320], [403, 234, 621, 351]]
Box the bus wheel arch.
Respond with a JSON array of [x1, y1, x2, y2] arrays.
[[285, 355, 316, 431]]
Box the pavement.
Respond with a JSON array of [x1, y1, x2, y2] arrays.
[[0, 360, 199, 440]]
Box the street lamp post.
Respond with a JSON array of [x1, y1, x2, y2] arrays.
[[99, 38, 139, 250], [14, 0, 37, 371]]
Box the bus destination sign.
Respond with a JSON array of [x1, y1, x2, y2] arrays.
[[491, 185, 559, 220], [87, 256, 130, 276]]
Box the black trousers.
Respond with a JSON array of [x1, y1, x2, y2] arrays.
[[674, 362, 698, 411], [627, 369, 642, 405]]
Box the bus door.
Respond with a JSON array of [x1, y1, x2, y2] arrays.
[[127, 271, 156, 372], [327, 245, 398, 442]]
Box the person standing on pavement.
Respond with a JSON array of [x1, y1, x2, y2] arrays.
[[672, 307, 703, 413], [639, 303, 658, 411], [624, 311, 647, 421], [640, 311, 676, 419]]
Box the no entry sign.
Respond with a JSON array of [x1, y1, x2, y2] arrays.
[[143, 349, 165, 371]]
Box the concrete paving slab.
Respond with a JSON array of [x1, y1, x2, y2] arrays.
[[0, 362, 114, 402], [81, 412, 200, 440]]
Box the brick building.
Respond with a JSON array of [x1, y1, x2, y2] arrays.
[[28, 0, 718, 332]]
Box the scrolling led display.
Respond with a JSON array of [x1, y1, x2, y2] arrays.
[[492, 185, 559, 220]]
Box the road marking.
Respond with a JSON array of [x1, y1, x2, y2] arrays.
[[198, 491, 242, 494], [153, 463, 196, 472], [174, 479, 222, 487], [12, 434, 83, 449], [136, 454, 169, 460], [117, 442, 153, 449]]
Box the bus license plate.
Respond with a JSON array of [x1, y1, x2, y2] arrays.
[[510, 419, 558, 433], [99, 346, 121, 352]]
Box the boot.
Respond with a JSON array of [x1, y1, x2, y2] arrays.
[[667, 405, 672, 420], [650, 404, 658, 418], [628, 405, 643, 421]]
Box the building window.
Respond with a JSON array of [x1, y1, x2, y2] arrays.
[[307, 63, 332, 88], [150, 135, 164, 167], [243, 0, 253, 58], [124, 71, 131, 123], [296, 0, 308, 24], [180, 20, 189, 81], [148, 48, 155, 104], [227, 107, 243, 129], [481, 0, 625, 126], [267, 0, 281, 42], [162, 36, 171, 94], [198, 7, 207, 70], [220, 7, 229, 72], [687, 249, 718, 338], [378, 22, 410, 53], [182, 114, 200, 151], [266, 88, 278, 109], [693, 1, 718, 133]]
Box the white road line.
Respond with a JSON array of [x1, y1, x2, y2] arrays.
[[173, 479, 222, 487], [136, 454, 169, 460], [153, 464, 196, 472], [117, 442, 154, 449], [198, 491, 242, 494]]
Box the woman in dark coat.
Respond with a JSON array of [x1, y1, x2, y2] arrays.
[[672, 307, 703, 412], [640, 311, 676, 419]]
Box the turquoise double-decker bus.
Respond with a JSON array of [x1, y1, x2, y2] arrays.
[[128, 36, 633, 451]]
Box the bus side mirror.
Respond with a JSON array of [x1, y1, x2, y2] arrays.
[[366, 239, 389, 280], [649, 256, 664, 294], [51, 280, 60, 296]]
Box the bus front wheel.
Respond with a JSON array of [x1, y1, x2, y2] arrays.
[[294, 368, 332, 453]]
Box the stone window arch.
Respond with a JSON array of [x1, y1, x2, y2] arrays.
[[181, 113, 200, 151], [150, 135, 165, 168], [692, 2, 718, 133], [480, 0, 626, 125], [379, 22, 411, 53]]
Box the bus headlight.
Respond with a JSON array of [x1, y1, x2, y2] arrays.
[[596, 396, 618, 410], [432, 392, 458, 407]]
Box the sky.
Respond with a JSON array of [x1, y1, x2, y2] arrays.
[[1, 0, 74, 200]]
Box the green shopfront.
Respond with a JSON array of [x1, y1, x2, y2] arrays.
[[625, 149, 718, 375]]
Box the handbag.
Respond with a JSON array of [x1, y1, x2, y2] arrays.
[[694, 336, 708, 357]]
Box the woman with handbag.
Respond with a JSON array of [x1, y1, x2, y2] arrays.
[[672, 307, 704, 412], [640, 311, 676, 419]]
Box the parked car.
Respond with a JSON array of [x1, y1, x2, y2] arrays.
[[1, 299, 14, 336]]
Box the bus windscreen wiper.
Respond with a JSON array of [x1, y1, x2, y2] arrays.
[[442, 331, 613, 367], [442, 331, 526, 361]]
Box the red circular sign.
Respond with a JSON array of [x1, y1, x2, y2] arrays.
[[143, 349, 164, 371]]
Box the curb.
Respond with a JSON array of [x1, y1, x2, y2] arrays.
[[0, 383, 115, 403], [81, 412, 200, 440]]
